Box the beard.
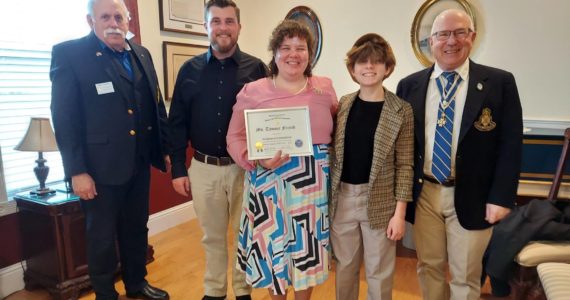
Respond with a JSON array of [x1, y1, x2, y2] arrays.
[[210, 34, 237, 55]]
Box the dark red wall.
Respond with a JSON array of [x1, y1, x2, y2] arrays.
[[0, 213, 22, 269], [149, 168, 191, 214], [125, 0, 141, 45]]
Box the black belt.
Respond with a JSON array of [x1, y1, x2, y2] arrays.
[[423, 175, 455, 187], [193, 151, 234, 166]]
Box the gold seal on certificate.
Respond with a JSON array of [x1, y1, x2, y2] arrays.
[[244, 106, 313, 160]]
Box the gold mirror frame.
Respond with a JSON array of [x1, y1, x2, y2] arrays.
[[411, 0, 477, 67]]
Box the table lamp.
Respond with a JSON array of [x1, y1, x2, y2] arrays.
[[14, 117, 59, 195]]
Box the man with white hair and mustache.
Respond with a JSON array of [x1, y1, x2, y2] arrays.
[[168, 0, 266, 299], [50, 0, 169, 299]]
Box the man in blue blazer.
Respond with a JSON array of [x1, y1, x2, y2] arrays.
[[396, 9, 523, 300], [50, 0, 169, 299]]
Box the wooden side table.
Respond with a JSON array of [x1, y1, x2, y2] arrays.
[[15, 190, 89, 299], [15, 190, 154, 300]]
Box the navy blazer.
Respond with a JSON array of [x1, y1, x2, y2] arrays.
[[396, 60, 523, 230], [50, 32, 168, 185]]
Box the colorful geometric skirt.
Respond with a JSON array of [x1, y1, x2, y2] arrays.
[[237, 144, 330, 295]]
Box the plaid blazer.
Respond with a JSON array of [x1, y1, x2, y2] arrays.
[[330, 89, 414, 229]]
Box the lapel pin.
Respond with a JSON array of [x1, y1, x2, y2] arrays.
[[477, 82, 483, 91], [96, 51, 102, 57]]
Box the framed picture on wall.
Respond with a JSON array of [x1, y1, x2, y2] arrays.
[[411, 0, 477, 66], [159, 0, 207, 35], [162, 42, 208, 100]]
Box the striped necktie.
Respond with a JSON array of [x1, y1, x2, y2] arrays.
[[432, 71, 462, 183]]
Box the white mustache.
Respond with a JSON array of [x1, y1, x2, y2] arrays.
[[104, 28, 125, 38]]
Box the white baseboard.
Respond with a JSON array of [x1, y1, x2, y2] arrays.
[[0, 201, 195, 298], [0, 262, 26, 299], [147, 200, 196, 236]]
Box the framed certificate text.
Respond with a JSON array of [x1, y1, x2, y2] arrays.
[[244, 107, 313, 160]]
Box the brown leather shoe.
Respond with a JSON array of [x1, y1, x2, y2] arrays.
[[126, 284, 169, 300]]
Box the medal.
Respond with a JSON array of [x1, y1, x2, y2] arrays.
[[436, 73, 462, 128], [437, 113, 446, 127]]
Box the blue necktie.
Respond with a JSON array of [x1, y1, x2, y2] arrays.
[[432, 71, 462, 183], [106, 48, 133, 79], [116, 50, 133, 79]]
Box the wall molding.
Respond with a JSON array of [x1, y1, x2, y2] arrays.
[[0, 262, 26, 299], [0, 201, 196, 298], [147, 201, 195, 236], [524, 119, 570, 134]]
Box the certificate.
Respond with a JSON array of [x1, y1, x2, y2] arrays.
[[244, 106, 313, 160]]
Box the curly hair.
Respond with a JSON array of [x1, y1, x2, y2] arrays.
[[345, 33, 396, 83], [267, 20, 314, 77]]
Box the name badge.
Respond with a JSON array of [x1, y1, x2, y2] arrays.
[[95, 82, 115, 95]]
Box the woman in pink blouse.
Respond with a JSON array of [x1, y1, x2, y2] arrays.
[[226, 20, 337, 300]]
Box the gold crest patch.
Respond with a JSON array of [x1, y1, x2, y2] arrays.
[[474, 108, 496, 131]]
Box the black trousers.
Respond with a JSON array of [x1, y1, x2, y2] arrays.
[[80, 165, 150, 299]]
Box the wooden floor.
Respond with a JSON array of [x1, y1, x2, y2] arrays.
[[5, 218, 507, 300]]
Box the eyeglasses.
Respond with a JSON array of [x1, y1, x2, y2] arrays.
[[432, 28, 472, 41]]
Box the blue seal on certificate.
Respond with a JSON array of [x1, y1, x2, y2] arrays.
[[295, 139, 303, 148]]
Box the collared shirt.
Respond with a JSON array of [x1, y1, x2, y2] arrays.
[[169, 45, 267, 178], [424, 59, 470, 178], [97, 38, 133, 78]]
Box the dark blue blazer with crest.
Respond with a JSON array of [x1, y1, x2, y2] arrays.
[[396, 60, 523, 230]]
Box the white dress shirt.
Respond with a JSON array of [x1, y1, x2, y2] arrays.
[[423, 60, 470, 178]]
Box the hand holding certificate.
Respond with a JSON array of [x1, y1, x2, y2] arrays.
[[244, 106, 313, 160]]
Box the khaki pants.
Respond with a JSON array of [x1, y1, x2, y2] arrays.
[[189, 158, 251, 297], [413, 181, 492, 300], [331, 182, 396, 300]]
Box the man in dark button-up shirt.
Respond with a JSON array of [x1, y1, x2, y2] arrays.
[[167, 1, 266, 299], [169, 46, 265, 174]]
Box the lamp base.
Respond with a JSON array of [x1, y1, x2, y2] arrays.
[[30, 188, 56, 196]]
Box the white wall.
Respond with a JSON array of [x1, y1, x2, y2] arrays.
[[139, 0, 570, 122]]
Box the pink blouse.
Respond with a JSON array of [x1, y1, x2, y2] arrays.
[[227, 76, 338, 170]]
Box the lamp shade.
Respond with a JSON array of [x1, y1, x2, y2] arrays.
[[14, 117, 59, 152]]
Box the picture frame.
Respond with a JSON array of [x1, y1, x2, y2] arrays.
[[244, 107, 313, 160], [285, 6, 323, 68], [162, 42, 208, 101], [159, 0, 207, 36], [411, 0, 477, 66]]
